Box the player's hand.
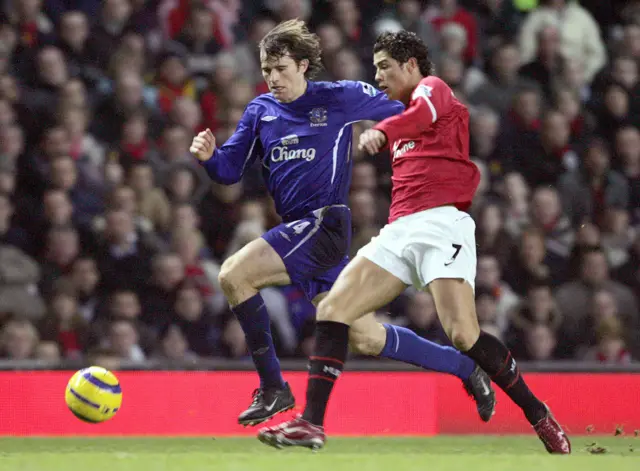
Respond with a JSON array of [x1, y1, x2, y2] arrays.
[[358, 129, 387, 155], [190, 128, 216, 161]]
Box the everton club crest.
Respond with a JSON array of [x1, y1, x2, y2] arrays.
[[309, 107, 328, 127]]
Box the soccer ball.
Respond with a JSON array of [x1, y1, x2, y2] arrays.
[[65, 366, 122, 423]]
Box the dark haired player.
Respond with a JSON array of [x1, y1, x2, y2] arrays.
[[258, 31, 571, 454], [190, 21, 496, 427]]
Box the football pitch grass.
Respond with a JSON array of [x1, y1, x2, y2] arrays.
[[1, 436, 639, 471]]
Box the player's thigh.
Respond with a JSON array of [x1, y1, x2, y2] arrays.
[[311, 293, 386, 356], [428, 278, 480, 352], [410, 207, 477, 290], [316, 255, 407, 325], [418, 209, 480, 350], [219, 237, 291, 293]]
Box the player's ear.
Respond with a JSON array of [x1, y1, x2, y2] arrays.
[[298, 58, 309, 75], [407, 57, 418, 73]]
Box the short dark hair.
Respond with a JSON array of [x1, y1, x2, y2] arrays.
[[258, 19, 323, 79], [373, 30, 434, 77]]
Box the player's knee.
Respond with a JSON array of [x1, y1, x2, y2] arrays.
[[448, 322, 480, 352], [316, 296, 344, 322], [218, 257, 243, 297]]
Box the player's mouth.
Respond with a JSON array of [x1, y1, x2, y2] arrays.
[[271, 86, 284, 93]]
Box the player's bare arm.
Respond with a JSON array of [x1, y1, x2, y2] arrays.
[[190, 128, 216, 161], [358, 129, 387, 155]]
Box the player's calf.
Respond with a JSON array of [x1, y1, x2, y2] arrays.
[[429, 279, 549, 427], [348, 315, 387, 355], [220, 238, 293, 396]]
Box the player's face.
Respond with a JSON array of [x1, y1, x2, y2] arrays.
[[260, 51, 308, 103], [373, 50, 415, 102]]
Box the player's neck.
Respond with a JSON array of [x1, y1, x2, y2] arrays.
[[402, 76, 424, 105], [281, 80, 309, 103]]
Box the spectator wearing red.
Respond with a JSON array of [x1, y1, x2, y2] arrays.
[[558, 137, 629, 228], [174, 4, 223, 78], [156, 53, 197, 114], [199, 52, 238, 133], [39, 281, 88, 359], [426, 0, 478, 63], [5, 0, 55, 53], [165, 0, 229, 46]]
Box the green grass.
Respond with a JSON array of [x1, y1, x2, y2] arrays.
[[0, 437, 638, 471]]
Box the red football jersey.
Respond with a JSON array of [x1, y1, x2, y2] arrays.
[[374, 76, 480, 223]]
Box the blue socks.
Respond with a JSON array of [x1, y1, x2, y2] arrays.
[[233, 296, 474, 387], [232, 293, 285, 389], [380, 324, 475, 380]]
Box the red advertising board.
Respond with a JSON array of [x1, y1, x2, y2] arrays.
[[1, 371, 638, 436]]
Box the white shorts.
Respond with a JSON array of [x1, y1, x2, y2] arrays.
[[357, 206, 477, 291]]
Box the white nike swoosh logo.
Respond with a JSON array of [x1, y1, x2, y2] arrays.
[[264, 399, 278, 412], [261, 115, 278, 121], [481, 382, 491, 396]]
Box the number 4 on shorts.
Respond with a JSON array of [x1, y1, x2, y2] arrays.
[[444, 243, 462, 266], [286, 220, 311, 235]]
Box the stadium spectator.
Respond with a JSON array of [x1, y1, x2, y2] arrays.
[[0, 245, 46, 321], [96, 209, 156, 293], [106, 318, 146, 363], [508, 279, 562, 358], [582, 316, 634, 363], [556, 246, 639, 357], [475, 200, 516, 267], [39, 280, 88, 359], [0, 318, 40, 360], [35, 340, 62, 362], [404, 291, 449, 345], [154, 323, 198, 361], [523, 324, 558, 361], [518, 0, 606, 83], [68, 255, 101, 323], [476, 253, 520, 331]]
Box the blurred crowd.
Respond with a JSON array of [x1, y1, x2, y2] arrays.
[[0, 0, 639, 368]]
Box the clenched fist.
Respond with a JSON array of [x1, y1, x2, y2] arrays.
[[190, 128, 216, 161], [358, 129, 387, 155]]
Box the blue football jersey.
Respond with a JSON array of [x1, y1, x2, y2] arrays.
[[201, 80, 404, 222]]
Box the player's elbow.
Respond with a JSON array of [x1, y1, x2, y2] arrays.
[[201, 157, 242, 185]]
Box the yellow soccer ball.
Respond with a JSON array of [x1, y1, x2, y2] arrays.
[[65, 367, 123, 423]]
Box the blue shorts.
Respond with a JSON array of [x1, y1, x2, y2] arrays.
[[262, 205, 351, 302]]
